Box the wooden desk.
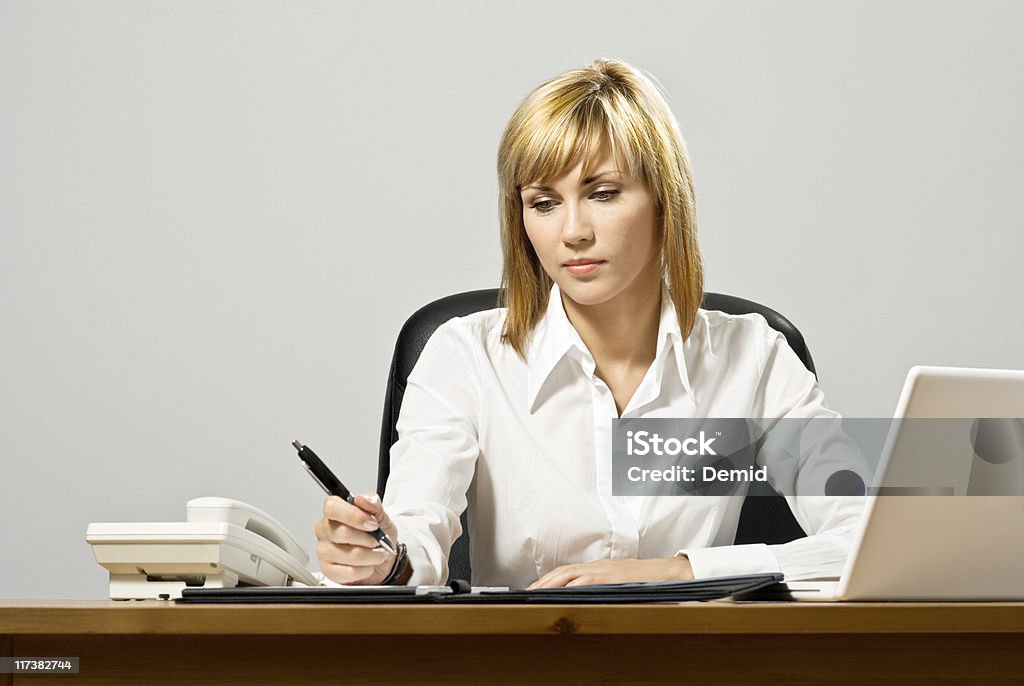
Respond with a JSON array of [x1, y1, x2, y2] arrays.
[[2, 600, 1024, 685]]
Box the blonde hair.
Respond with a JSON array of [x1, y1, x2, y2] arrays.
[[497, 57, 704, 360]]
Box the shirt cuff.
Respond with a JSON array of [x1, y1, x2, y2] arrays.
[[677, 543, 782, 579], [393, 518, 444, 586]]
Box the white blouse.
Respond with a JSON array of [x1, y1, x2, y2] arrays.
[[381, 283, 868, 587]]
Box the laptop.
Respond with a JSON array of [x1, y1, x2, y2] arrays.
[[750, 365, 1024, 602]]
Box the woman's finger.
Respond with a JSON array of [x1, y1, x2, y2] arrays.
[[323, 495, 380, 532], [321, 561, 379, 585], [323, 520, 382, 548], [352, 493, 399, 541], [529, 565, 580, 589], [565, 575, 595, 587], [316, 540, 392, 567]]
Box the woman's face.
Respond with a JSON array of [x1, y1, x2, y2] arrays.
[[520, 143, 661, 309]]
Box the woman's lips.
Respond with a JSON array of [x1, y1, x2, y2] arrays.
[[564, 261, 604, 276]]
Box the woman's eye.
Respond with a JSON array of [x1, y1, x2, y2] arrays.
[[528, 190, 618, 214]]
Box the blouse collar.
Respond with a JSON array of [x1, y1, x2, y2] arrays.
[[525, 281, 692, 413]]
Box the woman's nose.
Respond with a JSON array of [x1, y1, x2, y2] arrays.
[[559, 203, 594, 245]]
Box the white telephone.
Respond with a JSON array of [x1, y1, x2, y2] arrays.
[[86, 497, 321, 600]]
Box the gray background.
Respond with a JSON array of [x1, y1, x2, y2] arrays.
[[1, 0, 1021, 599]]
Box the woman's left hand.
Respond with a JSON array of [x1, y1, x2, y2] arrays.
[[527, 556, 694, 589]]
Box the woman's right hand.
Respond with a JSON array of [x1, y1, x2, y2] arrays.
[[314, 493, 399, 585]]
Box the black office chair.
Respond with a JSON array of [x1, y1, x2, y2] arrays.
[[377, 289, 813, 583]]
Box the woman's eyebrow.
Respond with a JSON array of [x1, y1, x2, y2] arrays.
[[522, 170, 623, 193]]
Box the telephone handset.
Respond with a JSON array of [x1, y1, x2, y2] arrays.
[[87, 497, 321, 600], [185, 497, 311, 571]]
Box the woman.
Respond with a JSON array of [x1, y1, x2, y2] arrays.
[[313, 58, 867, 588]]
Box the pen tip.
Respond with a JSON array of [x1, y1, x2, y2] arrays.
[[291, 440, 303, 451]]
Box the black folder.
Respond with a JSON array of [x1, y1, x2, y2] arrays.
[[175, 573, 783, 604]]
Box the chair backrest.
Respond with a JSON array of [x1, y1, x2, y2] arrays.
[[378, 289, 813, 582]]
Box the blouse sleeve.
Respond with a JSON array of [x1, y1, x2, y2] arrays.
[[380, 318, 482, 585], [680, 320, 871, 581]]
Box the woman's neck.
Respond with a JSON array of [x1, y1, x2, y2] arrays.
[[560, 269, 663, 371]]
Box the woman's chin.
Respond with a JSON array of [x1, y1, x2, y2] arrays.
[[556, 280, 619, 308]]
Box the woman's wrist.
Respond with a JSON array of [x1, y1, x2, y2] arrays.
[[379, 543, 412, 585], [671, 553, 694, 580]]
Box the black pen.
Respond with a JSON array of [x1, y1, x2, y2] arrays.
[[292, 440, 398, 555]]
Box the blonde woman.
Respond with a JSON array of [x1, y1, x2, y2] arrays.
[[313, 58, 866, 588]]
